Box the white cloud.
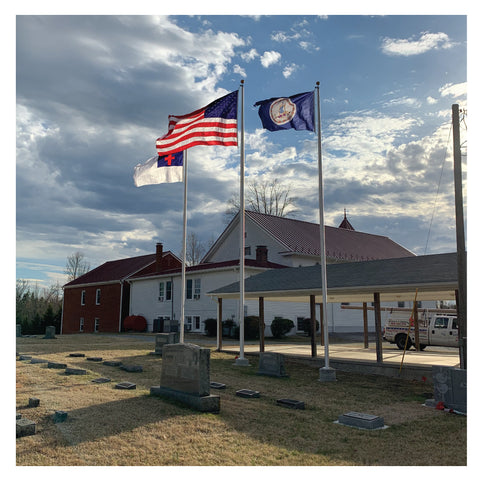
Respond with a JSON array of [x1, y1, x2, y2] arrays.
[[240, 48, 259, 62], [233, 64, 247, 77], [427, 96, 438, 105], [282, 63, 299, 78], [381, 32, 455, 56], [439, 82, 467, 98], [260, 50, 282, 68]]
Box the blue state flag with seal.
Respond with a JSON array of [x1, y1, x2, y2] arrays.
[[254, 91, 315, 132]]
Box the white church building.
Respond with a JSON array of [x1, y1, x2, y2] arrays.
[[127, 211, 432, 335]]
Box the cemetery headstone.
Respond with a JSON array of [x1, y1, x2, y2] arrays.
[[28, 397, 40, 408], [151, 332, 179, 356], [432, 365, 467, 413], [92, 377, 111, 384], [53, 411, 68, 423], [103, 360, 122, 367], [120, 364, 143, 373], [115, 382, 136, 390], [150, 343, 220, 412], [276, 398, 305, 409], [87, 357, 103, 362], [48, 361, 67, 369], [43, 326, 56, 339], [236, 389, 260, 398], [18, 355, 32, 361], [16, 418, 36, 438], [65, 367, 87, 375], [337, 411, 385, 430], [30, 358, 48, 364], [210, 382, 226, 389], [257, 352, 288, 377], [68, 353, 85, 358]]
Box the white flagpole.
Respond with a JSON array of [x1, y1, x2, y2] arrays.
[[315, 82, 336, 381], [235, 80, 249, 366], [179, 149, 188, 344]]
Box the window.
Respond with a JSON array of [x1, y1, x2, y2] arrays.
[[94, 318, 100, 332], [397, 301, 405, 308], [186, 279, 201, 300], [79, 317, 84, 332], [159, 281, 172, 302], [96, 289, 101, 305], [186, 315, 201, 331], [81, 290, 86, 305], [194, 279, 201, 299], [166, 281, 172, 301], [158, 282, 165, 301], [434, 317, 449, 329], [245, 246, 251, 256]]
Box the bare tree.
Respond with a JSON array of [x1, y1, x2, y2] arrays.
[[182, 232, 206, 266], [225, 178, 297, 223], [65, 251, 90, 281]]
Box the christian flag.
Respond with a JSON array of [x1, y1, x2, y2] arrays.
[[254, 91, 315, 132], [156, 90, 238, 156], [133, 151, 183, 186]]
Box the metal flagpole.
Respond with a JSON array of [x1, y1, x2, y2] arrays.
[[315, 82, 336, 381], [179, 149, 188, 344], [235, 80, 249, 366]]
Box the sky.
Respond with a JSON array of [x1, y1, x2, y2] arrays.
[[14, 7, 471, 289]]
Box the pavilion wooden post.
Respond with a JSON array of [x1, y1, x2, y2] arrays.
[[319, 302, 325, 346], [259, 296, 265, 353], [310, 295, 317, 357], [413, 301, 420, 351], [373, 292, 383, 363], [362, 302, 369, 348], [216, 297, 223, 351]]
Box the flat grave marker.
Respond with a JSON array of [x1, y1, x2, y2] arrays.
[[337, 411, 385, 430], [87, 357, 103, 362], [210, 382, 226, 389], [236, 389, 260, 398], [92, 377, 111, 384], [103, 360, 122, 367], [115, 382, 136, 390], [68, 353, 85, 358], [65, 367, 87, 375], [276, 398, 305, 409]]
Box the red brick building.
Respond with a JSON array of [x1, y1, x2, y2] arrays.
[[61, 244, 180, 334]]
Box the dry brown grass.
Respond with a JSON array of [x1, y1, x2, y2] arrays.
[[16, 334, 466, 466]]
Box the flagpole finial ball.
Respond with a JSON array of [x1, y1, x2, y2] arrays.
[[240, 79, 244, 84], [316, 81, 320, 86]]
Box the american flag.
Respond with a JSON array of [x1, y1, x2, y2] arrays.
[[156, 90, 238, 156]]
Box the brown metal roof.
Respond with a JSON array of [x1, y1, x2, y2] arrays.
[[246, 211, 414, 262], [63, 253, 157, 287]]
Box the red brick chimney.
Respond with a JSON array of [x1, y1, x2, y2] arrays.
[[155, 243, 163, 273], [256, 245, 268, 267]]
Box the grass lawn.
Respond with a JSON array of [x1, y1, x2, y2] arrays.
[[16, 333, 466, 466]]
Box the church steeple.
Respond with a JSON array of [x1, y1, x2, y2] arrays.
[[338, 208, 355, 230]]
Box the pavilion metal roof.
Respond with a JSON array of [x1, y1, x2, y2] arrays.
[[207, 252, 458, 303]]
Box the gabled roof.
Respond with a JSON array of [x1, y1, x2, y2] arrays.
[[245, 211, 414, 261], [63, 252, 173, 287]]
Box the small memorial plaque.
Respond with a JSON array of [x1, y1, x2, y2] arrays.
[[103, 360, 122, 367], [48, 362, 67, 369], [338, 411, 385, 430], [115, 382, 136, 390], [276, 398, 305, 409], [65, 367, 87, 375], [120, 364, 143, 373], [210, 382, 226, 389], [236, 389, 260, 398], [92, 377, 111, 384]]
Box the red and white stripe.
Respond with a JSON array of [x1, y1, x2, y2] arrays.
[[156, 109, 237, 156]]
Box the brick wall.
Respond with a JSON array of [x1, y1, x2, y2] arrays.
[[62, 283, 122, 334]]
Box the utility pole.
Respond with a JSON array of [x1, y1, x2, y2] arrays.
[[452, 104, 467, 369]]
